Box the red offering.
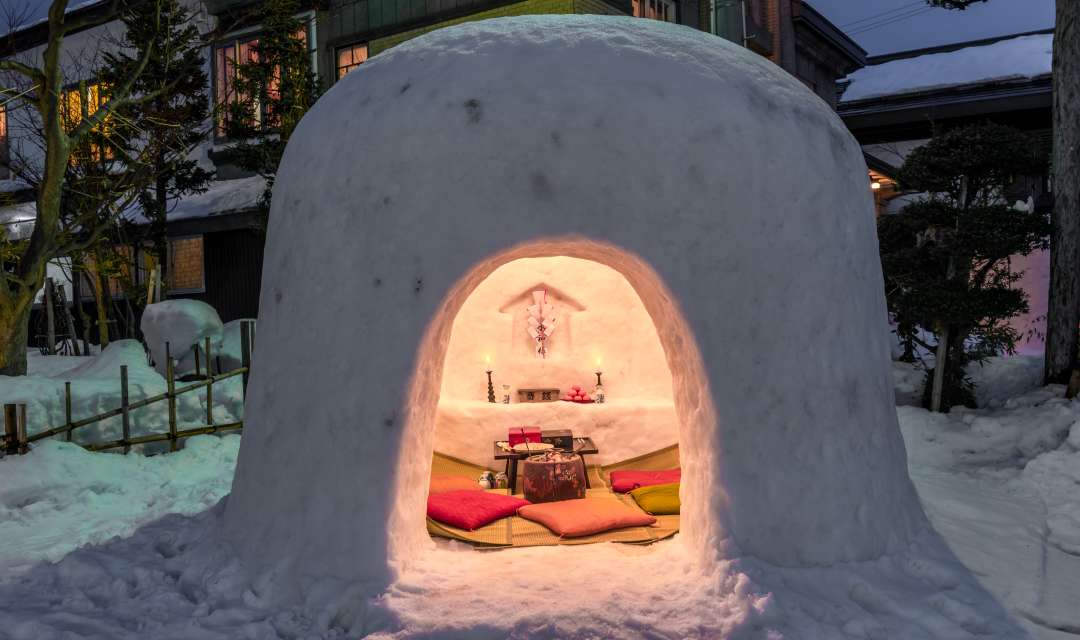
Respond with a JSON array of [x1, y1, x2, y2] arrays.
[[508, 426, 542, 447]]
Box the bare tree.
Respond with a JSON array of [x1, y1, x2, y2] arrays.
[[0, 0, 176, 374]]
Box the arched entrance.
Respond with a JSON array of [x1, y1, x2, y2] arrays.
[[388, 238, 721, 567]]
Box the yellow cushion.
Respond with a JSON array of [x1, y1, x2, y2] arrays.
[[630, 482, 680, 515]]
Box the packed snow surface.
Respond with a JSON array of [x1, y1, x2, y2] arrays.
[[0, 435, 239, 575], [841, 33, 1052, 103]]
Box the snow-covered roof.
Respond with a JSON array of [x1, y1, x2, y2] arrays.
[[0, 176, 264, 240], [840, 32, 1053, 104], [122, 176, 265, 224], [1, 0, 103, 39]]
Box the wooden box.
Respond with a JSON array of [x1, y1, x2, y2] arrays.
[[541, 429, 574, 451], [522, 451, 586, 503], [517, 388, 560, 403]]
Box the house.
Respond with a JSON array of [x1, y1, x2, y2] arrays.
[[838, 30, 1054, 353], [1, 0, 862, 349]]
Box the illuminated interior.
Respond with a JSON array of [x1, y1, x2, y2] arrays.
[[433, 256, 679, 471], [387, 239, 720, 560]]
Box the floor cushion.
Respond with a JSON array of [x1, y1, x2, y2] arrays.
[[427, 490, 530, 530], [517, 498, 656, 537], [430, 474, 482, 494], [609, 468, 681, 493], [630, 482, 680, 515]]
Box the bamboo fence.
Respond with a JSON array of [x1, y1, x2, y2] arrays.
[[2, 320, 254, 457]]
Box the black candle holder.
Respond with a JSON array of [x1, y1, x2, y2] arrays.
[[487, 370, 496, 403], [595, 371, 603, 386]]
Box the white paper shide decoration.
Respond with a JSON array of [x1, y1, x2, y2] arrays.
[[526, 290, 556, 358]]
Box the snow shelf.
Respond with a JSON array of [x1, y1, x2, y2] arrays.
[[225, 15, 925, 605], [435, 399, 677, 468]]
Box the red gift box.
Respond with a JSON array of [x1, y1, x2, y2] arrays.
[[508, 426, 542, 447]]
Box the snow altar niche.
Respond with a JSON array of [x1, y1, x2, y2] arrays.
[[223, 15, 927, 603]]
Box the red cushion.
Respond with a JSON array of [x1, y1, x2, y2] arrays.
[[517, 499, 656, 537], [609, 468, 681, 493], [427, 490, 530, 530], [429, 475, 482, 494]]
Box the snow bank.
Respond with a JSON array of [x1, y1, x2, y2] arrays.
[[141, 300, 223, 375], [841, 33, 1052, 103], [892, 355, 1044, 409], [898, 385, 1078, 471], [0, 435, 239, 575]]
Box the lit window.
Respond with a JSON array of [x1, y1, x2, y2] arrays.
[[0, 106, 8, 178], [214, 23, 311, 138], [61, 83, 113, 162], [632, 0, 676, 22], [337, 43, 368, 79], [168, 236, 205, 292]]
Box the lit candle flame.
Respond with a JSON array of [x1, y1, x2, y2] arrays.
[[484, 354, 492, 366]]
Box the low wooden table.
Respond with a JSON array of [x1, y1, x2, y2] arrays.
[[493, 436, 598, 495]]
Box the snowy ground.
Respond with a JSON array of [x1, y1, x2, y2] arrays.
[[0, 355, 1077, 638]]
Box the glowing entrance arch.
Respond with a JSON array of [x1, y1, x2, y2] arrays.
[[387, 237, 722, 568]]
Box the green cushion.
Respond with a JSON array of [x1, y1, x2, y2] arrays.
[[630, 482, 680, 515]]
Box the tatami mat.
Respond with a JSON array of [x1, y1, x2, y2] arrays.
[[427, 445, 683, 548]]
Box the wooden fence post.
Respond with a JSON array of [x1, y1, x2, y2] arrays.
[[204, 336, 213, 377], [3, 404, 16, 455], [64, 382, 72, 442], [45, 277, 56, 355], [240, 321, 252, 398], [206, 367, 214, 428], [17, 404, 27, 454], [121, 365, 131, 454], [166, 342, 178, 452]]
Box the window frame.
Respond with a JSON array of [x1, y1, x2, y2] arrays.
[[335, 42, 369, 80], [166, 234, 206, 294], [59, 81, 114, 164], [211, 13, 316, 143], [0, 105, 8, 180]]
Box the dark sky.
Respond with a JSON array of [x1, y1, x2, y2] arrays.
[[7, 0, 1057, 56], [808, 0, 1055, 55]]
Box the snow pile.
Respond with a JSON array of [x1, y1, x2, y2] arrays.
[[892, 355, 1044, 409], [0, 340, 244, 445], [141, 300, 223, 375], [898, 385, 1078, 470], [1016, 420, 1080, 554], [0, 435, 239, 575], [841, 33, 1052, 103]]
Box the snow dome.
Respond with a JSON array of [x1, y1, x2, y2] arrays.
[[225, 15, 927, 599]]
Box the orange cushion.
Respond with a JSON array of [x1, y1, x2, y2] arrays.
[[429, 475, 482, 494], [517, 499, 657, 538]]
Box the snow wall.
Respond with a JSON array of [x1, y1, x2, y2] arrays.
[[225, 16, 927, 600]]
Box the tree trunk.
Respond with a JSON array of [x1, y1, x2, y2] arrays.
[[90, 257, 110, 349], [930, 322, 950, 412], [0, 304, 31, 376], [1045, 1, 1080, 385]]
